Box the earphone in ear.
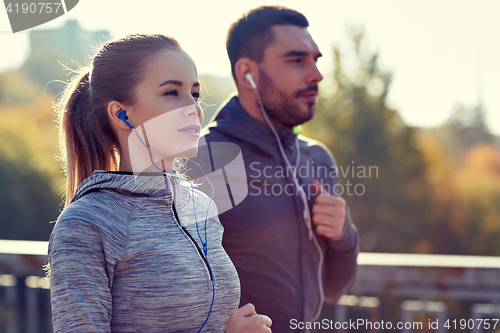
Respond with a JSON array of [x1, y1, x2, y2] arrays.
[[245, 73, 257, 89], [118, 110, 134, 130]]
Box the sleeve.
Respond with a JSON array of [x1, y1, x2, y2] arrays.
[[316, 143, 360, 304], [48, 216, 113, 333], [323, 206, 359, 304]]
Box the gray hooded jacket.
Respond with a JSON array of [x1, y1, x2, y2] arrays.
[[190, 96, 359, 332], [48, 171, 240, 332]]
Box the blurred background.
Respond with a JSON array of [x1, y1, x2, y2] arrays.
[[0, 0, 499, 332], [0, 0, 499, 254]]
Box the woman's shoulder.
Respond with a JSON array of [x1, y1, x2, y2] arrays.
[[54, 192, 135, 235], [49, 194, 132, 260]]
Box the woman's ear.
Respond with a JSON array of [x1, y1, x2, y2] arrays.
[[234, 58, 257, 91], [108, 101, 132, 130]]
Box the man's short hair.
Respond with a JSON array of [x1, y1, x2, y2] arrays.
[[226, 6, 309, 83]]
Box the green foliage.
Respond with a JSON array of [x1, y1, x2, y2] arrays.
[[305, 28, 435, 253], [0, 21, 110, 240], [450, 145, 500, 255], [416, 123, 500, 256], [0, 98, 63, 240], [1, 20, 498, 255], [306, 27, 500, 256], [0, 68, 42, 105], [448, 103, 495, 154]]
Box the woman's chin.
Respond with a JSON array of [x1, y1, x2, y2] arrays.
[[174, 146, 199, 160]]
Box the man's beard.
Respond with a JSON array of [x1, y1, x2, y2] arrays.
[[257, 68, 317, 128]]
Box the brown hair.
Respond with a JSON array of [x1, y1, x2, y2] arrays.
[[57, 34, 180, 206], [226, 6, 308, 83]]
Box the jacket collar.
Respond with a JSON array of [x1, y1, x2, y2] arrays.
[[71, 170, 184, 207]]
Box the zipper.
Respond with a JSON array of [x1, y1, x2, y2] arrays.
[[290, 137, 324, 323], [166, 174, 213, 281], [180, 222, 213, 281]]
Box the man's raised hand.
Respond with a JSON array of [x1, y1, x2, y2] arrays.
[[310, 179, 346, 239]]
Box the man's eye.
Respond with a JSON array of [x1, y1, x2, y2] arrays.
[[164, 90, 178, 96], [289, 58, 303, 64]]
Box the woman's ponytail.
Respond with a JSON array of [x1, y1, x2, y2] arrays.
[[57, 69, 119, 206]]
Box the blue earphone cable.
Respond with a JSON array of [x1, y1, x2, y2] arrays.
[[188, 159, 215, 257], [131, 128, 165, 174], [131, 128, 216, 332], [184, 159, 216, 333]]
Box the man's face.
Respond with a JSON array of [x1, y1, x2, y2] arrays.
[[257, 25, 323, 129]]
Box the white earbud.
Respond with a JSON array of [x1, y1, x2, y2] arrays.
[[245, 73, 257, 89]]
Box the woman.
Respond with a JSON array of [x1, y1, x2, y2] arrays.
[[48, 34, 272, 333]]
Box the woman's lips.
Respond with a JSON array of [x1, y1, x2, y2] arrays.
[[178, 124, 201, 137]]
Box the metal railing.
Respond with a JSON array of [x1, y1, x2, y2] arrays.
[[0, 240, 51, 333], [328, 253, 500, 333]]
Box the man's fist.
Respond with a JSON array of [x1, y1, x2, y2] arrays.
[[310, 179, 346, 239]]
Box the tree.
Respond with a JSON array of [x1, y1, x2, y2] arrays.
[[305, 27, 434, 253], [447, 103, 494, 155], [0, 68, 41, 106], [450, 144, 500, 255], [0, 97, 62, 240]]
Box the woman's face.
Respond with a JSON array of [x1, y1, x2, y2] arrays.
[[126, 49, 203, 170]]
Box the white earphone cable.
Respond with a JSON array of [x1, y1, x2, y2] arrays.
[[252, 82, 325, 321]]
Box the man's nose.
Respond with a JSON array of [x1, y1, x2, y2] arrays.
[[307, 64, 323, 84]]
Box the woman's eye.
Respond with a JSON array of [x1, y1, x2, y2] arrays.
[[192, 92, 201, 99], [164, 90, 178, 96]]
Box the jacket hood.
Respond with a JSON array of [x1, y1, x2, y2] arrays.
[[72, 170, 176, 204], [205, 95, 299, 157], [71, 170, 217, 225]]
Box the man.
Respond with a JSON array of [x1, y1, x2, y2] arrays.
[[200, 6, 359, 332]]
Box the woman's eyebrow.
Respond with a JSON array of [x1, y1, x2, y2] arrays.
[[158, 80, 183, 88], [158, 80, 200, 88]]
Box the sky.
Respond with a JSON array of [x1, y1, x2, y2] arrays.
[[1, 0, 499, 135]]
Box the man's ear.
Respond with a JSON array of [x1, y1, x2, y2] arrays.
[[108, 101, 132, 130], [234, 58, 257, 91]]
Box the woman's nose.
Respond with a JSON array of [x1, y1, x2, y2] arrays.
[[183, 103, 203, 120], [193, 103, 202, 117]]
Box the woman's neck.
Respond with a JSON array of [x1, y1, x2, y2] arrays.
[[119, 154, 175, 173]]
